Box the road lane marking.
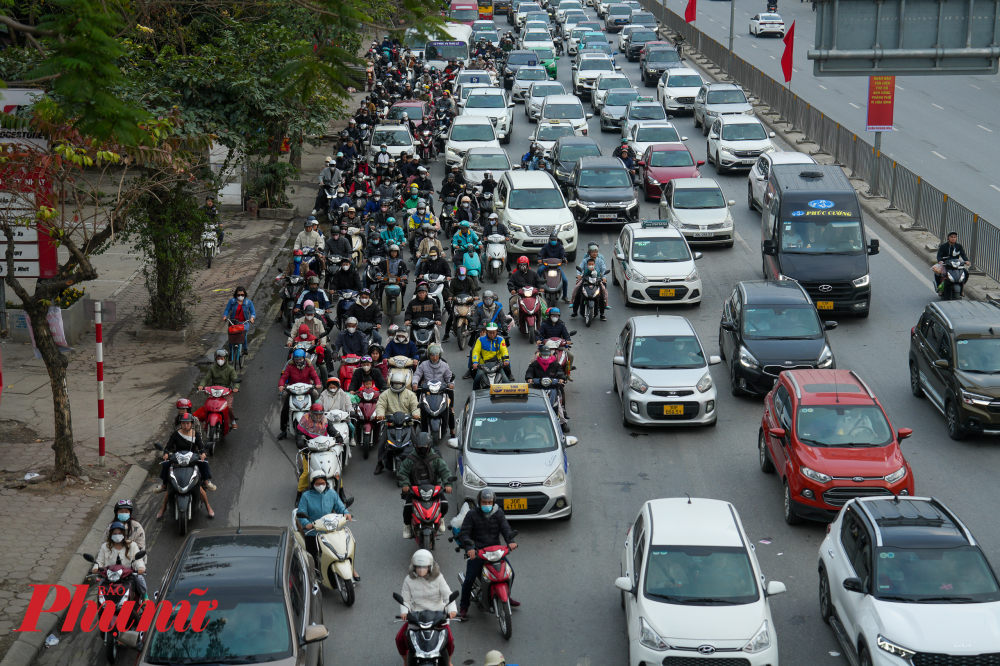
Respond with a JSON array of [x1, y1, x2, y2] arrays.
[[864, 226, 936, 293], [769, 54, 776, 59], [848, 102, 860, 108], [792, 68, 799, 73], [602, 232, 610, 244], [931, 103, 944, 109], [734, 229, 754, 254], [818, 84, 828, 90], [971, 84, 981, 89], [991, 185, 1000, 194], [931, 151, 947, 160], [896, 84, 904, 90], [979, 125, 993, 132]]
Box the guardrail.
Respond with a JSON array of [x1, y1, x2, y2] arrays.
[[639, 0, 996, 280]]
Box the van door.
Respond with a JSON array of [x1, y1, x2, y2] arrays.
[[762, 186, 780, 278]]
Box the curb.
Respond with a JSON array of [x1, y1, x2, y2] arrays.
[[0, 464, 149, 666]]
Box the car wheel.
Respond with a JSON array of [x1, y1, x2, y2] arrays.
[[621, 392, 630, 427], [623, 286, 635, 308], [706, 142, 713, 163], [909, 361, 923, 398], [818, 568, 832, 624], [946, 400, 966, 440], [783, 481, 803, 525], [762, 258, 769, 280], [716, 152, 728, 174], [693, 112, 702, 129], [612, 265, 619, 286], [758, 430, 775, 473], [718, 328, 726, 360], [859, 647, 873, 666], [643, 183, 653, 202], [748, 182, 757, 210], [702, 122, 709, 137]]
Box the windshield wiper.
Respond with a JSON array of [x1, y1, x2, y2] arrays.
[[875, 594, 914, 602], [797, 437, 828, 447], [672, 597, 741, 605], [837, 442, 880, 448], [916, 596, 977, 603]]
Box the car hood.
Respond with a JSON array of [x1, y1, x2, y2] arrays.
[[463, 108, 506, 120], [447, 139, 502, 150], [955, 369, 1000, 392], [647, 165, 700, 183], [721, 138, 773, 152], [578, 70, 613, 80], [602, 104, 629, 118], [465, 168, 509, 182], [796, 442, 905, 477], [628, 257, 695, 279], [649, 601, 766, 645], [706, 102, 753, 115], [871, 600, 1000, 653], [508, 207, 573, 226], [629, 365, 708, 388], [465, 449, 560, 483], [662, 85, 701, 97], [578, 185, 635, 203], [666, 207, 729, 225], [778, 252, 868, 282], [742, 338, 826, 364]]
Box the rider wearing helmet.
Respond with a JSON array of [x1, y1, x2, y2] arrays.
[[451, 220, 481, 266], [314, 157, 343, 216], [285, 248, 307, 280], [328, 255, 363, 292], [384, 244, 410, 300], [94, 521, 148, 599], [525, 339, 570, 422], [277, 348, 322, 440], [536, 306, 573, 378], [335, 315, 369, 358], [470, 322, 513, 389], [415, 223, 443, 265], [397, 432, 454, 538], [294, 217, 326, 272], [173, 397, 203, 438], [507, 254, 546, 321], [417, 246, 452, 281], [572, 242, 609, 316], [536, 233, 570, 303], [481, 211, 507, 240], [296, 470, 358, 580], [397, 549, 457, 659], [295, 274, 332, 314], [348, 355, 389, 392], [456, 488, 519, 619], [403, 282, 442, 331], [381, 215, 407, 247], [102, 498, 146, 550], [443, 266, 479, 342], [198, 349, 240, 429], [406, 201, 437, 254], [345, 289, 383, 345], [373, 371, 421, 475], [385, 324, 420, 363], [412, 343, 457, 435], [324, 225, 353, 263], [158, 412, 216, 519]]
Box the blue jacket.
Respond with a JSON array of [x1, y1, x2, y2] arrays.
[[296, 288, 331, 311], [336, 329, 368, 356], [452, 230, 480, 251], [381, 226, 406, 245], [385, 338, 420, 360], [577, 252, 608, 275], [363, 200, 381, 216], [297, 487, 349, 536], [223, 297, 256, 321], [538, 241, 567, 263]]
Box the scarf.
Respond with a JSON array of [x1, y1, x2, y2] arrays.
[[536, 356, 556, 372]]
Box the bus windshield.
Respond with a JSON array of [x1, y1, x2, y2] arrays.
[[426, 41, 470, 60]]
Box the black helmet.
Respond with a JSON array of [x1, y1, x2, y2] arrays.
[[415, 432, 432, 455], [477, 488, 496, 505], [549, 233, 559, 242]]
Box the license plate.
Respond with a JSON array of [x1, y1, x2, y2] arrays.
[[742, 159, 756, 165], [504, 498, 527, 511], [530, 239, 547, 245], [663, 405, 684, 415], [684, 104, 694, 110], [659, 288, 675, 297], [693, 232, 714, 237], [817, 301, 834, 310], [598, 213, 617, 219]]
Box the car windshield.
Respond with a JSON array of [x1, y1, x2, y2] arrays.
[[517, 69, 548, 80], [466, 94, 506, 108], [647, 50, 681, 63], [572, 28, 590, 38], [532, 48, 556, 59], [558, 144, 602, 161], [874, 546, 1000, 603], [452, 8, 480, 19], [426, 42, 470, 59], [631, 30, 656, 41], [475, 31, 500, 42], [372, 130, 411, 147], [649, 150, 694, 167], [532, 84, 565, 98], [631, 335, 705, 369], [635, 126, 679, 142], [388, 105, 424, 120], [609, 5, 631, 13], [580, 167, 631, 188], [605, 91, 640, 106], [545, 103, 584, 119], [645, 546, 759, 605], [599, 77, 628, 89], [581, 59, 614, 71], [956, 338, 1000, 373], [795, 404, 893, 447], [668, 74, 702, 87], [761, 13, 782, 20], [467, 154, 510, 169], [145, 599, 292, 663], [631, 237, 690, 262], [707, 89, 748, 104], [673, 187, 725, 209], [524, 31, 550, 41], [510, 188, 564, 209], [742, 306, 823, 340], [631, 12, 655, 22], [468, 411, 558, 453], [451, 124, 496, 141], [779, 220, 865, 253], [722, 123, 767, 141], [508, 53, 538, 65], [628, 105, 666, 120], [537, 124, 576, 140], [579, 23, 603, 30], [582, 44, 612, 55]]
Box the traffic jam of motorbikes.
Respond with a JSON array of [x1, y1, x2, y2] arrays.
[[98, 0, 999, 664]]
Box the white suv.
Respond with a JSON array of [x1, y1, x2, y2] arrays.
[[819, 497, 1000, 666], [539, 94, 592, 136], [460, 88, 514, 144], [445, 116, 501, 167], [495, 170, 578, 260], [615, 497, 785, 666], [572, 53, 620, 98], [706, 115, 777, 174]]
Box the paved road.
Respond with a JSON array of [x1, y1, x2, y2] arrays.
[[79, 12, 1000, 666], [658, 0, 1000, 219]]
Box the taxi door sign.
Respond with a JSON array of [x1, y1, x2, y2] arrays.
[[489, 383, 530, 396], [470, 76, 481, 83]]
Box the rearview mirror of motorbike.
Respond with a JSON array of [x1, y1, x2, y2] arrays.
[[448, 475, 459, 483], [449, 590, 462, 603], [344, 496, 356, 508], [82, 553, 96, 563], [284, 330, 291, 336], [569, 330, 577, 336], [604, 269, 611, 275], [613, 355, 626, 366], [508, 530, 518, 539], [118, 631, 141, 650], [154, 443, 164, 451], [614, 576, 633, 593], [446, 437, 461, 449], [824, 321, 838, 330], [897, 428, 913, 441], [297, 511, 309, 519], [565, 436, 579, 447], [768, 427, 786, 439], [301, 624, 329, 646], [934, 359, 949, 369], [708, 355, 722, 366], [134, 550, 147, 561], [393, 592, 406, 604]]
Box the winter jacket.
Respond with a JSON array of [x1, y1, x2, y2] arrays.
[[287, 316, 328, 346], [471, 335, 509, 364], [348, 369, 388, 392], [507, 267, 545, 294], [101, 519, 146, 551], [223, 297, 256, 322], [346, 300, 383, 326], [296, 288, 332, 311], [375, 388, 420, 418], [94, 541, 145, 572], [324, 236, 354, 260], [538, 241, 567, 263], [418, 257, 452, 278], [535, 319, 571, 343], [448, 275, 479, 299], [470, 302, 506, 332], [577, 252, 608, 275], [294, 229, 324, 251], [202, 362, 238, 389], [396, 450, 452, 489], [385, 339, 420, 360], [318, 387, 353, 413], [279, 362, 322, 389], [452, 230, 480, 252], [417, 237, 444, 258], [329, 268, 363, 292], [458, 506, 515, 551], [335, 329, 368, 357], [381, 226, 407, 246], [525, 357, 566, 382], [405, 295, 441, 322], [296, 487, 350, 536], [400, 569, 457, 615], [412, 359, 455, 387]]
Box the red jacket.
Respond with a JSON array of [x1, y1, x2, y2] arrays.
[[279, 362, 321, 388]]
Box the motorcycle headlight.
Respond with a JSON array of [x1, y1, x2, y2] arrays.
[[639, 617, 669, 651], [961, 388, 993, 406], [743, 621, 771, 653], [801, 466, 832, 484], [464, 466, 487, 488], [684, 268, 699, 282], [853, 273, 870, 287], [628, 373, 648, 394], [543, 466, 566, 487], [738, 346, 760, 370], [817, 345, 834, 369], [877, 635, 916, 660], [107, 569, 122, 582], [696, 372, 713, 393], [884, 465, 907, 484]]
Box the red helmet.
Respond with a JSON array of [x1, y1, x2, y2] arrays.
[[175, 398, 192, 410], [310, 403, 324, 413], [517, 255, 530, 265], [293, 249, 304, 257]]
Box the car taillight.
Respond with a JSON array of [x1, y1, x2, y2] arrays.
[[910, 326, 915, 336]]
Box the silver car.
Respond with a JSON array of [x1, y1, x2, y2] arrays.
[[599, 87, 639, 132], [448, 385, 578, 520], [693, 82, 755, 136], [511, 65, 550, 102], [526, 81, 568, 121], [462, 147, 513, 184]]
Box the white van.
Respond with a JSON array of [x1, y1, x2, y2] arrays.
[[539, 94, 593, 136], [495, 170, 578, 260], [445, 116, 501, 167]]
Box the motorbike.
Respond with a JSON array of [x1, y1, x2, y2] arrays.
[[540, 335, 574, 376], [276, 273, 307, 329], [300, 246, 325, 280], [388, 354, 418, 387], [283, 382, 317, 434], [424, 273, 448, 316], [81, 550, 148, 663], [392, 591, 461, 666], [541, 258, 565, 306], [354, 192, 369, 215], [478, 359, 507, 389], [202, 225, 219, 269], [439, 196, 458, 237], [418, 130, 436, 164], [455, 537, 518, 640], [153, 443, 202, 536], [292, 339, 328, 384], [452, 294, 475, 350], [409, 317, 439, 360], [200, 383, 240, 456], [417, 380, 451, 442], [938, 256, 969, 300], [335, 289, 359, 329], [479, 191, 494, 216], [404, 477, 458, 551], [295, 426, 348, 502], [380, 273, 406, 322], [294, 507, 358, 606], [576, 267, 610, 327], [456, 246, 483, 279], [531, 376, 569, 431], [485, 234, 508, 284], [347, 226, 366, 266], [338, 353, 362, 388], [366, 255, 387, 295], [384, 411, 416, 473], [516, 285, 542, 338]]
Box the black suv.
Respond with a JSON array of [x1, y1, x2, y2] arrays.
[[550, 135, 602, 188], [566, 156, 639, 225], [640, 45, 683, 85], [624, 27, 657, 61], [909, 300, 1000, 439], [719, 280, 837, 396]]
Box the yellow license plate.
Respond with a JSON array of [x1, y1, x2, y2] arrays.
[[817, 301, 834, 310], [663, 405, 684, 415], [504, 498, 527, 511], [659, 288, 676, 297]]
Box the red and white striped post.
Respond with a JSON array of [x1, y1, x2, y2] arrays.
[[95, 301, 106, 467]]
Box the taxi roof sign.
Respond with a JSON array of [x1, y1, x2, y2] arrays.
[[489, 383, 530, 397], [640, 219, 673, 228]]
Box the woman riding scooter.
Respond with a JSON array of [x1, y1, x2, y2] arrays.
[[396, 549, 457, 666], [156, 413, 216, 519]]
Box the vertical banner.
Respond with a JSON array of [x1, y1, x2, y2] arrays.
[[781, 21, 796, 83], [685, 0, 697, 23], [866, 76, 896, 131]]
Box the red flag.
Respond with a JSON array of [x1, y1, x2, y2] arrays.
[[685, 0, 697, 23], [781, 20, 795, 83]]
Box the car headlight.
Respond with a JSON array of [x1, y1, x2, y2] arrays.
[[745, 107, 756, 115], [884, 465, 907, 484], [743, 621, 771, 653], [639, 618, 669, 651], [762, 144, 777, 153], [626, 267, 648, 283], [543, 466, 566, 487], [877, 635, 916, 660], [705, 109, 718, 117], [778, 273, 797, 282], [684, 268, 699, 282], [817, 345, 834, 369], [801, 466, 832, 484], [961, 388, 993, 406], [696, 372, 713, 393], [853, 274, 870, 287], [738, 346, 760, 370], [720, 147, 734, 156], [464, 466, 487, 488], [723, 212, 734, 228], [628, 373, 648, 394], [560, 221, 575, 232], [648, 176, 659, 185], [509, 222, 525, 233]]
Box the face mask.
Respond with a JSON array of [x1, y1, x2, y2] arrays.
[[551, 316, 559, 323], [381, 147, 387, 152], [314, 483, 326, 492], [462, 203, 470, 209], [342, 265, 350, 272], [540, 351, 552, 359], [300, 333, 309, 340], [305, 315, 314, 321], [519, 265, 527, 272], [481, 504, 494, 514], [237, 295, 245, 302], [397, 336, 407, 343], [484, 298, 494, 306], [360, 298, 370, 305], [117, 513, 130, 522], [294, 359, 305, 367], [415, 566, 429, 576], [348, 326, 359, 334], [216, 359, 225, 366], [111, 534, 124, 544], [550, 240, 557, 245], [362, 364, 372, 372], [294, 257, 302, 264], [429, 254, 438, 260]]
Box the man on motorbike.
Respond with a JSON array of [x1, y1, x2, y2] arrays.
[[439, 172, 463, 205], [296, 471, 359, 580], [329, 256, 363, 293], [407, 201, 437, 254], [471, 323, 513, 389], [385, 244, 410, 300], [454, 195, 479, 227], [313, 157, 343, 216], [526, 339, 570, 418], [341, 137, 360, 162], [294, 218, 326, 274], [324, 225, 354, 265], [456, 488, 519, 619], [416, 224, 443, 265], [535, 307, 574, 379], [404, 282, 443, 332], [412, 344, 457, 437], [339, 206, 361, 231], [573, 256, 608, 321], [374, 371, 421, 474], [331, 186, 352, 212], [382, 216, 407, 248], [935, 231, 972, 291], [507, 255, 546, 322], [335, 316, 369, 360], [345, 288, 384, 344], [386, 324, 421, 363], [278, 349, 323, 440], [572, 242, 609, 313], [366, 232, 388, 261], [481, 212, 507, 241], [295, 275, 332, 317], [400, 152, 418, 181], [289, 303, 332, 370], [363, 192, 383, 218], [480, 171, 497, 195], [452, 220, 481, 265], [397, 432, 453, 537], [443, 266, 479, 342], [417, 246, 452, 281], [536, 233, 570, 303], [198, 349, 240, 430], [402, 183, 421, 212]]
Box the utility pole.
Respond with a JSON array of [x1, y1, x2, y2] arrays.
[[728, 0, 736, 74]]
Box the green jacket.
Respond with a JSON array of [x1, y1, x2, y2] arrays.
[[396, 451, 452, 489], [202, 362, 238, 389]]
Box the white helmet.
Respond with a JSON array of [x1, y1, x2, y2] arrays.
[[411, 549, 434, 568], [389, 371, 407, 393], [309, 470, 328, 484]]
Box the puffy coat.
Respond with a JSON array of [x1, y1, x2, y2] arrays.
[[457, 505, 515, 551]]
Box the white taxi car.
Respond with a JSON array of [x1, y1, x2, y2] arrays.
[[445, 116, 502, 167], [525, 81, 568, 121], [612, 220, 703, 307], [750, 12, 785, 37], [530, 119, 577, 158], [460, 88, 515, 145]]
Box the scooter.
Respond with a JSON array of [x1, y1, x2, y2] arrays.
[[417, 380, 451, 442], [202, 225, 219, 269], [384, 411, 416, 473], [365, 255, 386, 294], [294, 507, 358, 606], [295, 430, 346, 502], [354, 384, 381, 459], [300, 246, 325, 280], [938, 256, 969, 300], [153, 443, 202, 536], [452, 294, 475, 350], [199, 383, 240, 456], [388, 354, 418, 387], [479, 191, 494, 216], [404, 477, 458, 551], [530, 376, 569, 431], [456, 246, 483, 279], [456, 537, 518, 640], [335, 289, 359, 329], [440, 196, 457, 237], [424, 273, 448, 315], [283, 382, 316, 434], [418, 130, 436, 164], [81, 551, 148, 663], [347, 226, 366, 266], [485, 234, 508, 284], [540, 335, 574, 377], [541, 258, 565, 306], [516, 285, 542, 338], [409, 317, 439, 360], [338, 354, 362, 387], [576, 266, 610, 327], [478, 359, 507, 389], [381, 273, 406, 322], [392, 591, 461, 666], [277, 273, 306, 329]]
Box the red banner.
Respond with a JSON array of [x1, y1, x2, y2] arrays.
[[866, 76, 896, 131], [0, 169, 58, 279], [685, 0, 696, 23], [781, 21, 795, 83]]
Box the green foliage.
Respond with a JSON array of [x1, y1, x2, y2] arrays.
[[246, 160, 299, 208]]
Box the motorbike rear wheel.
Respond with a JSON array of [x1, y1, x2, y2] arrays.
[[457, 323, 468, 350], [177, 505, 188, 536], [206, 425, 217, 456], [361, 433, 371, 459], [105, 630, 118, 663], [584, 301, 593, 327], [498, 599, 513, 640]]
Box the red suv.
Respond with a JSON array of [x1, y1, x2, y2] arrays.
[[759, 369, 914, 525]]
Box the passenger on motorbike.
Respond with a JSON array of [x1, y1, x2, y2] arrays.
[[456, 489, 519, 619], [102, 499, 146, 550], [94, 522, 147, 599], [525, 340, 569, 415], [398, 432, 453, 537], [397, 549, 457, 665], [572, 243, 608, 314], [319, 377, 356, 443], [331, 187, 351, 212], [173, 398, 204, 439], [471, 323, 513, 389], [294, 218, 326, 274], [297, 471, 359, 580], [507, 255, 546, 320], [480, 172, 497, 196], [443, 267, 479, 342], [198, 349, 240, 429], [535, 307, 574, 379], [329, 256, 364, 292], [349, 355, 389, 392], [416, 224, 443, 263], [536, 233, 570, 303], [412, 344, 457, 436], [373, 371, 421, 475], [573, 257, 607, 321], [346, 289, 384, 344], [278, 349, 322, 440], [295, 275, 332, 315], [404, 282, 443, 330], [407, 202, 438, 254], [156, 413, 216, 519]]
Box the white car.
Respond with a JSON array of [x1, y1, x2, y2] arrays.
[[523, 20, 552, 34], [473, 29, 501, 47], [455, 69, 499, 88], [750, 12, 785, 37], [625, 121, 686, 157], [620, 99, 668, 139], [572, 53, 619, 97], [567, 26, 594, 55], [445, 116, 501, 167], [658, 178, 735, 247], [455, 81, 493, 104], [472, 20, 497, 31], [368, 124, 415, 159], [819, 496, 1000, 666], [511, 65, 551, 102], [612, 221, 703, 307], [519, 30, 554, 50], [462, 147, 513, 184], [706, 115, 777, 173], [525, 81, 567, 121], [530, 119, 577, 157], [597, 0, 612, 17], [460, 88, 515, 144], [747, 152, 815, 211], [555, 0, 583, 23], [539, 94, 592, 135], [495, 170, 578, 259], [560, 13, 588, 38], [657, 68, 703, 114], [617, 24, 639, 51], [612, 316, 720, 426], [592, 72, 632, 110], [615, 498, 785, 666]]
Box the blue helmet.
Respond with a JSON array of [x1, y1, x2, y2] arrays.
[[293, 349, 306, 359], [548, 307, 560, 318], [108, 521, 127, 533]]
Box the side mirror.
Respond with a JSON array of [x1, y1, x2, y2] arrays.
[[568, 199, 579, 207], [765, 581, 787, 597], [449, 590, 461, 603], [82, 553, 96, 563], [570, 330, 578, 335], [446, 437, 461, 449], [696, 159, 705, 166], [693, 252, 703, 260], [721, 321, 737, 332], [118, 631, 141, 650], [727, 199, 736, 207], [343, 496, 355, 508], [843, 577, 865, 594], [586, 113, 593, 119], [613, 355, 626, 366], [708, 355, 722, 365], [824, 321, 838, 330], [509, 529, 519, 539], [681, 136, 688, 141], [614, 576, 634, 593], [897, 428, 913, 441], [768, 131, 776, 138], [615, 251, 625, 260], [301, 624, 329, 646], [508, 102, 515, 108], [571, 65, 578, 70], [709, 132, 718, 139], [154, 443, 165, 451], [868, 239, 880, 255], [565, 435, 579, 447], [393, 592, 406, 604], [615, 65, 622, 70], [636, 160, 645, 166], [763, 239, 777, 256], [495, 201, 505, 210], [767, 427, 786, 438], [934, 359, 949, 369], [134, 550, 147, 561]]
